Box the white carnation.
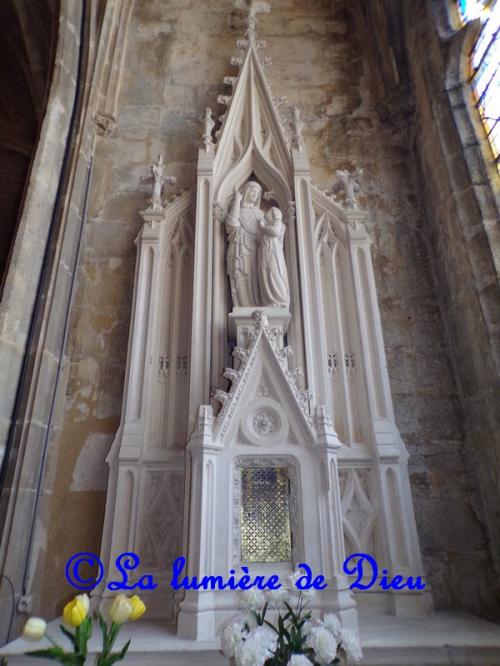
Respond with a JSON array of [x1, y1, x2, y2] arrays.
[[287, 654, 312, 666], [266, 587, 290, 605], [286, 570, 302, 589], [285, 571, 315, 599], [239, 588, 266, 611], [299, 587, 315, 601], [323, 613, 341, 639], [306, 626, 338, 665], [301, 620, 313, 637], [340, 627, 363, 663], [221, 618, 246, 658], [235, 626, 277, 666]]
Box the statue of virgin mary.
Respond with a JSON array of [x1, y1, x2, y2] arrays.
[[224, 181, 264, 307]]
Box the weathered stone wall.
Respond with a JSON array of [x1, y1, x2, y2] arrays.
[[33, 0, 495, 620], [0, 0, 91, 643], [403, 0, 500, 618], [0, 0, 60, 285]]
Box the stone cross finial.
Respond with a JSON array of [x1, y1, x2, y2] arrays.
[[150, 155, 176, 212], [330, 168, 363, 210], [234, 0, 271, 41]]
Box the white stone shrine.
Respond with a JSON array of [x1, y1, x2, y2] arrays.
[[98, 0, 430, 642]]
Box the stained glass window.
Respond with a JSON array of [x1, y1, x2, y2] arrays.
[[457, 1, 500, 168], [240, 467, 292, 563]]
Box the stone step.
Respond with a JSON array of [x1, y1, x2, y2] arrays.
[[2, 612, 500, 665]]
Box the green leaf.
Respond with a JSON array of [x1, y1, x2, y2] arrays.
[[264, 619, 278, 633], [119, 638, 131, 659], [84, 616, 93, 640], [100, 639, 131, 666], [284, 601, 295, 621], [25, 646, 72, 663], [59, 625, 77, 649], [25, 648, 60, 658]]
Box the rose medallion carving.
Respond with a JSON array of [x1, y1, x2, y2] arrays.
[[251, 407, 279, 436]]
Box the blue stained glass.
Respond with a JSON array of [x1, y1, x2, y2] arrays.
[[458, 0, 500, 164], [459, 0, 488, 22]]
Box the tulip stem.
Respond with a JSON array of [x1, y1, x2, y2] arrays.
[[97, 621, 121, 666]]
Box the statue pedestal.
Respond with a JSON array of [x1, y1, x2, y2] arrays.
[[228, 307, 291, 347]]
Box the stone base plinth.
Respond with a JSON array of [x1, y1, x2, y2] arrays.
[[228, 306, 291, 347], [3, 612, 500, 665]]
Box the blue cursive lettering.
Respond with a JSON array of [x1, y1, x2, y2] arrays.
[[295, 563, 328, 590], [343, 553, 426, 591], [170, 556, 283, 591], [63, 551, 425, 595], [108, 552, 158, 591]]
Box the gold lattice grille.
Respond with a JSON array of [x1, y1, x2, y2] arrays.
[[240, 467, 292, 563]]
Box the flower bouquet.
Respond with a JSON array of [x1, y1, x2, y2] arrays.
[[21, 592, 146, 664], [221, 575, 362, 666]]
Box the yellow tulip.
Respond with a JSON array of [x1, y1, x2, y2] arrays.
[[22, 617, 47, 642], [75, 593, 90, 615], [109, 593, 133, 624], [128, 595, 146, 621], [63, 596, 88, 627]]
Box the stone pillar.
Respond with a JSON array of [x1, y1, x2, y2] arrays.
[[188, 149, 215, 431], [346, 214, 430, 615], [177, 406, 221, 640], [292, 149, 331, 410], [100, 210, 163, 585], [315, 406, 358, 632]]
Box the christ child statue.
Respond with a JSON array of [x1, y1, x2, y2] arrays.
[[258, 206, 290, 308]]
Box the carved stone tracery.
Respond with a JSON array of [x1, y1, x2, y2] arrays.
[[140, 471, 184, 570]]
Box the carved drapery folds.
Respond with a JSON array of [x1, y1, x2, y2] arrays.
[[224, 181, 290, 309]]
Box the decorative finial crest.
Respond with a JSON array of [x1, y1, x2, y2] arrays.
[[252, 309, 269, 329], [330, 168, 364, 211], [149, 155, 176, 212], [202, 107, 215, 153], [292, 106, 305, 154], [234, 0, 271, 43]]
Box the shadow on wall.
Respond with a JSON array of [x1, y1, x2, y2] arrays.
[[0, 0, 60, 292]]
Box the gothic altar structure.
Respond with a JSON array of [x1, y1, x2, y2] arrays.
[[98, 1, 430, 639]]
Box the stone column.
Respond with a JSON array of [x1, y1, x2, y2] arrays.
[[188, 149, 215, 431], [315, 406, 358, 632], [177, 406, 221, 640], [292, 149, 331, 409]]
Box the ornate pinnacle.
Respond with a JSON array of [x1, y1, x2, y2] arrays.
[[202, 108, 215, 153], [292, 106, 305, 154], [234, 0, 271, 43]]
